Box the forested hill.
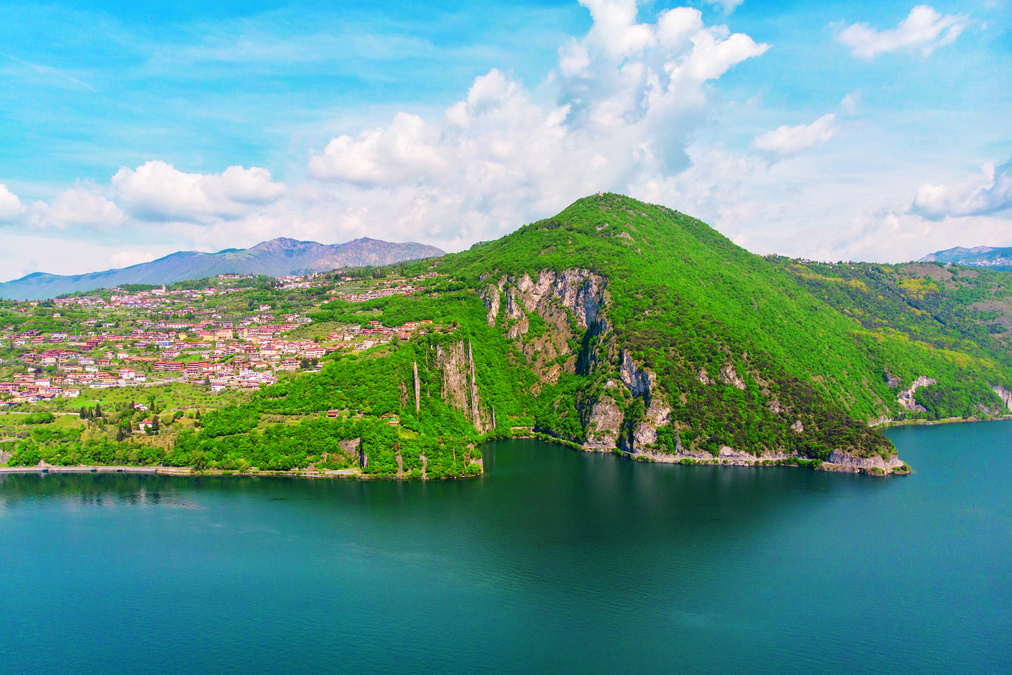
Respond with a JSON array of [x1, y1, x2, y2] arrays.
[[169, 193, 1011, 477], [14, 194, 1009, 478], [415, 194, 1011, 463], [0, 237, 445, 301]]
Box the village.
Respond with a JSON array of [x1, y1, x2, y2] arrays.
[[0, 270, 442, 406]]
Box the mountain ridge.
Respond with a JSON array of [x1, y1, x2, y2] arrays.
[[919, 245, 1012, 270], [0, 236, 445, 300]]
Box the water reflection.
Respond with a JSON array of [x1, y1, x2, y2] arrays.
[[0, 473, 206, 511]]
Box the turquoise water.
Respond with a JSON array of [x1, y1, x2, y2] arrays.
[[1, 422, 1009, 674]]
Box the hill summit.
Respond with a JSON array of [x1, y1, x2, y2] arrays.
[[240, 192, 1011, 475]]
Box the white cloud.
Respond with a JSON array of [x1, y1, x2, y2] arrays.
[[911, 160, 1012, 220], [305, 1, 767, 245], [30, 186, 126, 229], [308, 112, 447, 185], [831, 208, 1011, 262], [837, 5, 967, 60], [109, 250, 157, 269], [112, 160, 287, 223], [751, 114, 837, 156], [0, 184, 24, 220]]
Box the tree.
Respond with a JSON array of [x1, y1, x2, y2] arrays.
[[95, 403, 102, 418], [79, 406, 86, 419], [152, 416, 160, 433], [116, 426, 124, 442]]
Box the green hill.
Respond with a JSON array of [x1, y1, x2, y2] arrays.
[[11, 194, 1011, 477], [170, 194, 1012, 475]]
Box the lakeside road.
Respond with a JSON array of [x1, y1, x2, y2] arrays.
[[0, 466, 161, 475], [0, 465, 364, 478]]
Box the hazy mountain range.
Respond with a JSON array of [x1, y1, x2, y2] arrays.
[[0, 237, 445, 301], [920, 246, 1012, 271]]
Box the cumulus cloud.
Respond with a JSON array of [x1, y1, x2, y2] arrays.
[[109, 250, 157, 269], [308, 113, 447, 185], [0, 184, 24, 220], [910, 160, 1012, 220], [30, 186, 126, 229], [837, 5, 967, 60], [751, 114, 837, 157], [112, 160, 287, 223], [305, 1, 767, 244]]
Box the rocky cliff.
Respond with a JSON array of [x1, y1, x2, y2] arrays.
[[436, 339, 492, 433]]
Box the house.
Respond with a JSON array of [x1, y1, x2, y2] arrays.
[[326, 409, 340, 418], [138, 419, 154, 430], [184, 361, 209, 376]]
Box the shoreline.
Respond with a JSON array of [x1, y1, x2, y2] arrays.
[[0, 464, 486, 481], [873, 414, 1012, 429], [486, 434, 912, 475], [17, 419, 1008, 479]]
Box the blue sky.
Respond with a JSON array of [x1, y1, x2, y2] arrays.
[[1, 0, 1010, 281]]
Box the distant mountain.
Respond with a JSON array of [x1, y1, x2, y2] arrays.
[[0, 237, 445, 301], [919, 246, 1012, 271]]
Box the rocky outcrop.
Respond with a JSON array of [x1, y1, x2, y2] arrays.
[[992, 384, 1012, 412], [468, 341, 484, 431], [615, 351, 671, 453], [437, 341, 471, 414], [480, 285, 501, 327], [435, 340, 489, 432], [897, 376, 937, 412], [620, 352, 652, 399], [720, 365, 746, 390], [332, 438, 363, 467], [497, 268, 610, 391], [413, 361, 420, 413], [585, 388, 623, 449], [504, 287, 525, 320], [825, 450, 904, 473], [514, 269, 608, 330]]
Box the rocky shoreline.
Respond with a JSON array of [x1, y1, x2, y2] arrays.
[[517, 433, 911, 475]]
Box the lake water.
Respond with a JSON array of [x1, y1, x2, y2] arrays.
[[1, 422, 1010, 674]]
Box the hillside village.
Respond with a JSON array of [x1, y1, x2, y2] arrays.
[[0, 268, 443, 408]]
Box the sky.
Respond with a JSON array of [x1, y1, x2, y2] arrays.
[[0, 0, 1010, 282]]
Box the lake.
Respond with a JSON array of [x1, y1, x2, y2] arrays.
[[1, 421, 1009, 674]]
